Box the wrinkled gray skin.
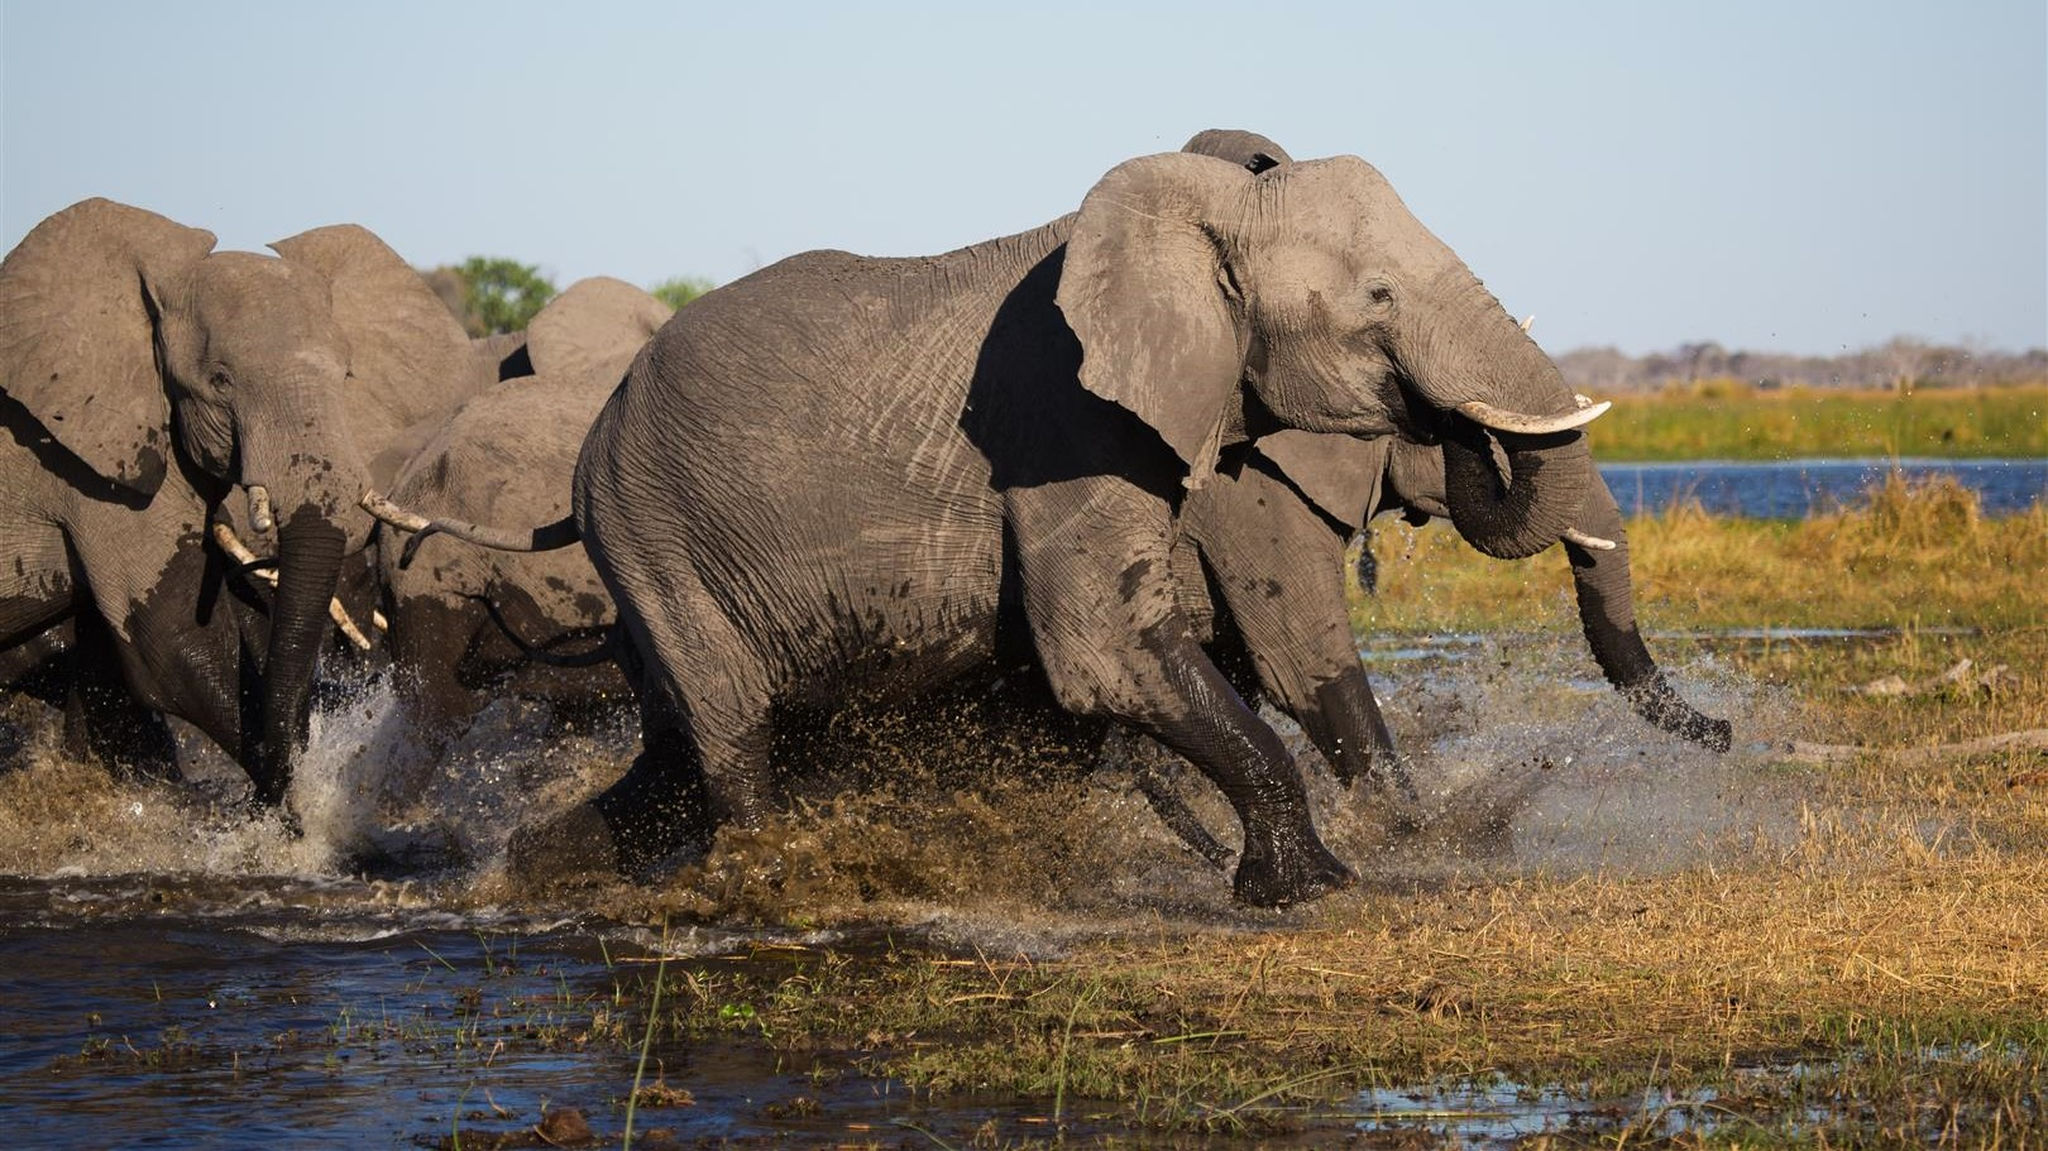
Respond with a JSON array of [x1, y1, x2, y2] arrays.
[[1170, 134, 1730, 809], [380, 278, 669, 744], [0, 199, 484, 803], [474, 143, 1613, 907]]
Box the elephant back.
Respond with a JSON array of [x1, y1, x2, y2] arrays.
[[525, 277, 673, 391]]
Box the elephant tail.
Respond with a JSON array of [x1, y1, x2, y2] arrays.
[[466, 594, 619, 669], [357, 491, 581, 570]]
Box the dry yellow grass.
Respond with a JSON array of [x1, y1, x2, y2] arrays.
[[622, 477, 2048, 1142]]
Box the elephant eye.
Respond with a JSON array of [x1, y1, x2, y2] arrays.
[[208, 370, 233, 391], [1368, 285, 1395, 305]]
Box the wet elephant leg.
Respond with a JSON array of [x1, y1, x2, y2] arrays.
[[68, 499, 252, 781], [1183, 461, 1414, 809], [61, 604, 178, 780], [508, 561, 765, 885], [1010, 474, 1350, 908], [386, 592, 488, 753]]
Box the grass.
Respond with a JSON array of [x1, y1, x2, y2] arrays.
[[1355, 470, 2048, 636], [12, 473, 2047, 1146], [1584, 380, 2048, 460], [581, 473, 2048, 1144]]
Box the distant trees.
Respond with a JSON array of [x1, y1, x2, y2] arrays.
[[1555, 340, 2048, 394], [461, 258, 557, 336], [420, 258, 556, 336], [650, 276, 715, 311], [423, 262, 716, 333]]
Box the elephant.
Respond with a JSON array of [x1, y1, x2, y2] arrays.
[[376, 277, 670, 746], [0, 199, 485, 804], [371, 140, 1620, 908], [1153, 132, 1729, 808]]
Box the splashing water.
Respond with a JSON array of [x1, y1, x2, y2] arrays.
[[0, 638, 1813, 1148], [0, 634, 1801, 936]]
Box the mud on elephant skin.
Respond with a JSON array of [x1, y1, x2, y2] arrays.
[[0, 198, 483, 805], [377, 277, 671, 748], [373, 135, 1613, 908]]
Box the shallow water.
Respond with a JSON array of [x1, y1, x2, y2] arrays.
[[0, 638, 1797, 1146], [1600, 456, 2047, 518]]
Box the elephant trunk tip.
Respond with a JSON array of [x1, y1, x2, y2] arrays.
[[1624, 674, 1734, 753]]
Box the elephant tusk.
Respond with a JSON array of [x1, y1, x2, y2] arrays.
[[371, 609, 389, 632], [212, 522, 374, 651], [1562, 527, 1618, 551], [359, 489, 431, 534], [1519, 314, 1535, 333], [1456, 397, 1611, 435], [247, 485, 274, 534]]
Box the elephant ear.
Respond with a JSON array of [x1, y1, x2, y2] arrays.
[[1251, 430, 1390, 529], [1056, 152, 1254, 485], [0, 198, 215, 493], [525, 276, 672, 388], [268, 225, 479, 463]]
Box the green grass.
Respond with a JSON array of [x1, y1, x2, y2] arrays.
[[1585, 381, 2048, 460]]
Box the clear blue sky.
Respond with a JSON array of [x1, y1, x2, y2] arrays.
[[4, 1, 2043, 356]]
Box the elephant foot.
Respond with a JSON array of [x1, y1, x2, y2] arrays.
[[1232, 827, 1353, 908], [507, 803, 623, 891]]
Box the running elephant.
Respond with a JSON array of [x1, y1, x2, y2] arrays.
[[1164, 131, 1726, 812], [371, 142, 1619, 906], [0, 199, 485, 803]]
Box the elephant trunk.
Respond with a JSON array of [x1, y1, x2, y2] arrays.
[[1399, 277, 1598, 560], [248, 508, 347, 804], [1568, 479, 1732, 752], [233, 382, 375, 804]]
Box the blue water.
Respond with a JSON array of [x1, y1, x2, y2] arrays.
[[1599, 458, 2046, 518]]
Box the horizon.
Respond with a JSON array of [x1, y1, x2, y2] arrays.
[[4, 2, 2043, 358]]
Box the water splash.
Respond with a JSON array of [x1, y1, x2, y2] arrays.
[[0, 634, 1802, 941]]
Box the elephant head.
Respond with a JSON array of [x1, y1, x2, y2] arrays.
[[1056, 148, 1606, 561], [0, 198, 465, 801]]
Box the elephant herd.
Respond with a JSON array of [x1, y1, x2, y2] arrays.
[[0, 130, 1729, 907]]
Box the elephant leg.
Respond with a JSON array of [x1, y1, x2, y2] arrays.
[[61, 604, 179, 781], [1009, 476, 1350, 908], [68, 503, 252, 777], [385, 591, 487, 752], [1183, 461, 1415, 811], [508, 560, 765, 885]]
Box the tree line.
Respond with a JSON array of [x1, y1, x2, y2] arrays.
[[1558, 338, 2048, 394]]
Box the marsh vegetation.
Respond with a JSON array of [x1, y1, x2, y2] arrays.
[[3, 470, 2043, 1146]]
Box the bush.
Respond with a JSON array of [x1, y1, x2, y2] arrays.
[[651, 276, 715, 311]]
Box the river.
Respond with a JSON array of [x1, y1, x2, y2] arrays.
[[1599, 457, 2045, 518]]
